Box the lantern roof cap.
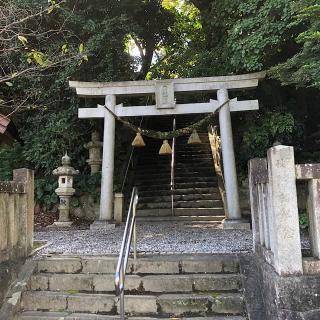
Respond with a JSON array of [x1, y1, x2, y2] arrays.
[[53, 153, 79, 176]]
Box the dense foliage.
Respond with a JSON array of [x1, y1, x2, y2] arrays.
[[0, 0, 319, 209]]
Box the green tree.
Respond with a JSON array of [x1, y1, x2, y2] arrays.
[[0, 0, 86, 116], [270, 2, 320, 88]]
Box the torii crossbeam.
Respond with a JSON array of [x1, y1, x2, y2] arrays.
[[70, 72, 266, 229]]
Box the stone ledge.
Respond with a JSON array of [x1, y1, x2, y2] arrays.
[[90, 220, 116, 231], [0, 182, 26, 194], [222, 219, 251, 230], [303, 258, 320, 275]]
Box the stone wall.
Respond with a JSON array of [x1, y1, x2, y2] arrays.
[[240, 254, 320, 320], [0, 169, 34, 307], [70, 193, 100, 221]]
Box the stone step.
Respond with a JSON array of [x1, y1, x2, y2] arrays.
[[36, 255, 239, 275], [135, 177, 217, 184], [175, 153, 213, 158], [136, 216, 225, 223], [22, 291, 244, 316], [136, 162, 214, 170], [138, 182, 218, 191], [175, 150, 212, 155], [137, 155, 213, 168], [138, 154, 212, 160], [135, 165, 215, 172], [177, 140, 210, 145], [138, 200, 223, 210], [137, 208, 225, 217], [139, 148, 211, 154], [139, 193, 222, 203], [138, 187, 220, 197], [30, 273, 240, 293], [135, 170, 216, 178], [19, 311, 246, 320], [135, 165, 215, 171], [158, 293, 244, 316]]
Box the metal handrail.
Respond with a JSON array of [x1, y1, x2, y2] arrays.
[[115, 187, 138, 319], [170, 117, 176, 216]]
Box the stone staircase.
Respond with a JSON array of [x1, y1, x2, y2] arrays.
[[134, 115, 225, 223], [18, 255, 247, 319]]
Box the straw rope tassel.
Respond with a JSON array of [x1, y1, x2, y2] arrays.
[[188, 129, 202, 144], [159, 140, 172, 155], [132, 132, 146, 147]]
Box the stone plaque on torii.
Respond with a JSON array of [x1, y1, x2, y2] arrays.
[[70, 72, 266, 229]]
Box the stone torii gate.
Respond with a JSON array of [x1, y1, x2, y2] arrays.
[[70, 72, 265, 229]]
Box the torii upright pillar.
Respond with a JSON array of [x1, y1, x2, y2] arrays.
[[218, 89, 245, 229], [82, 95, 116, 230], [92, 95, 116, 229]]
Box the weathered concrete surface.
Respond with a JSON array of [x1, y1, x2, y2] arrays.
[[0, 260, 37, 320], [307, 179, 320, 258], [120, 295, 157, 315], [240, 253, 320, 320], [239, 254, 267, 320], [67, 293, 115, 313], [35, 254, 240, 275], [113, 193, 123, 224], [1, 169, 34, 263], [37, 257, 83, 274], [0, 258, 25, 308], [22, 291, 68, 312], [303, 258, 320, 275], [158, 294, 209, 316], [180, 255, 239, 273], [158, 293, 243, 316], [29, 272, 240, 293], [267, 145, 303, 275], [70, 193, 99, 220], [210, 293, 244, 315], [70, 72, 266, 97], [16, 254, 245, 318], [218, 89, 241, 222]]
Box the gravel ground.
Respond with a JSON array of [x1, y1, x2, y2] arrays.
[[35, 222, 254, 255], [35, 222, 311, 256]]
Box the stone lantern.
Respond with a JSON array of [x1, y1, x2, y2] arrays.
[[84, 131, 103, 175], [52, 153, 79, 226]]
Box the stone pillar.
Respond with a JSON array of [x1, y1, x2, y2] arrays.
[[13, 168, 34, 256], [218, 89, 248, 229], [92, 95, 116, 230], [114, 193, 124, 224], [267, 145, 303, 275], [307, 179, 320, 259]]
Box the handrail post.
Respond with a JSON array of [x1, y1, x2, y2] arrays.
[[120, 267, 125, 319]]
